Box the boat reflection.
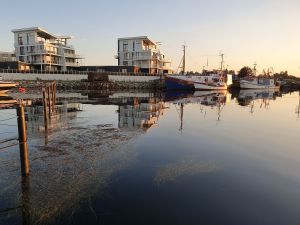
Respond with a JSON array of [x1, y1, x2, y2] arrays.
[[237, 89, 278, 107], [165, 90, 227, 131], [165, 90, 227, 106], [296, 91, 300, 119]]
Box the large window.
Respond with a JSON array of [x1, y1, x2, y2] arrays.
[[18, 35, 23, 45], [20, 47, 24, 55], [123, 42, 128, 51]]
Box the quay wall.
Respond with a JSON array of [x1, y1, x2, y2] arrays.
[[108, 75, 162, 83], [1, 73, 87, 81], [1, 72, 163, 83]]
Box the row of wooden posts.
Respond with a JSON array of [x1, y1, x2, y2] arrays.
[[17, 82, 57, 176], [42, 82, 57, 130]]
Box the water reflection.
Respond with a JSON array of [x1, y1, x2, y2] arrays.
[[0, 92, 17, 109], [118, 98, 168, 130], [1, 90, 300, 225], [165, 91, 227, 130], [296, 92, 300, 119], [154, 158, 218, 185], [237, 89, 278, 106]]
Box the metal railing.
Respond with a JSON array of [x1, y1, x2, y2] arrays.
[[0, 69, 169, 76], [0, 69, 88, 75]]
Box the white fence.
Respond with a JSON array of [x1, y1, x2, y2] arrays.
[[0, 73, 87, 81]]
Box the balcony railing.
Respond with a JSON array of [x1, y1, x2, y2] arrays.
[[64, 53, 82, 58], [65, 62, 81, 67], [0, 68, 88, 75]]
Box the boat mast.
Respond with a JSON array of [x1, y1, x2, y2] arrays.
[[182, 44, 186, 75], [253, 62, 257, 76], [220, 53, 224, 70]]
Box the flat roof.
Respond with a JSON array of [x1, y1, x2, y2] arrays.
[[11, 27, 73, 40], [118, 36, 156, 45]]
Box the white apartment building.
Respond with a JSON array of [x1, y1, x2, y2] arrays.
[[0, 51, 16, 62], [12, 27, 83, 71], [117, 36, 173, 74]]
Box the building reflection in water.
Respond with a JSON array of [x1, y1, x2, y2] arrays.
[[118, 98, 168, 130]]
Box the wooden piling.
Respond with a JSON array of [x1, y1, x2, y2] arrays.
[[47, 86, 51, 119], [17, 101, 29, 176], [42, 88, 48, 130], [52, 82, 56, 113]]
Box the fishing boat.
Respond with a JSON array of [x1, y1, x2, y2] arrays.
[[0, 76, 17, 93], [165, 46, 227, 90], [240, 66, 280, 90]]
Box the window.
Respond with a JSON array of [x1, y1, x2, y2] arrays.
[[27, 33, 29, 44], [123, 61, 128, 66], [123, 43, 128, 51], [133, 41, 135, 51], [124, 53, 129, 60], [18, 35, 23, 45], [20, 47, 24, 55]]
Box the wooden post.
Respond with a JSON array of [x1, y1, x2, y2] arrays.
[[52, 81, 56, 113], [21, 176, 31, 225], [47, 86, 51, 119], [51, 82, 54, 113], [17, 102, 29, 176], [42, 88, 48, 130]]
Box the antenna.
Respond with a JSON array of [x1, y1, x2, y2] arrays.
[[253, 62, 257, 76], [219, 51, 224, 70]]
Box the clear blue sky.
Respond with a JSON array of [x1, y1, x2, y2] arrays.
[[1, 0, 300, 76]]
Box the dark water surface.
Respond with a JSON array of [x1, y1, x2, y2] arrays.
[[0, 90, 300, 225]]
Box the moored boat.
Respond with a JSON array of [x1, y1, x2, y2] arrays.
[[165, 46, 228, 91], [240, 66, 280, 90], [240, 77, 279, 90]]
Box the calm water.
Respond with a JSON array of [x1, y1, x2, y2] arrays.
[[0, 90, 300, 225]]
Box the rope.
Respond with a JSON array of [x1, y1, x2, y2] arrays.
[[0, 206, 21, 214], [0, 132, 15, 135], [0, 116, 17, 122], [0, 138, 18, 144], [0, 112, 16, 116], [0, 143, 18, 151], [0, 124, 17, 127]]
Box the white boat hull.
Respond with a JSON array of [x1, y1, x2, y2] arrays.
[[194, 82, 227, 90], [240, 80, 279, 90], [166, 74, 228, 91]]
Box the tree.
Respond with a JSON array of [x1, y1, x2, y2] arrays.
[[238, 67, 253, 78]]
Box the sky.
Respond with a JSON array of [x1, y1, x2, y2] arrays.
[[0, 0, 300, 76]]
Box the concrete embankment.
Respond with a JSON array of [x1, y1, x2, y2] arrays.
[[16, 80, 165, 91], [2, 72, 166, 90]]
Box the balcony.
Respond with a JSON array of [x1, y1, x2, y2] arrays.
[[30, 60, 61, 65], [65, 62, 81, 67], [64, 53, 82, 59]]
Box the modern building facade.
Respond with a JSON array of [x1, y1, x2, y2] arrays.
[[117, 36, 173, 74], [0, 51, 16, 62], [12, 27, 83, 71]]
